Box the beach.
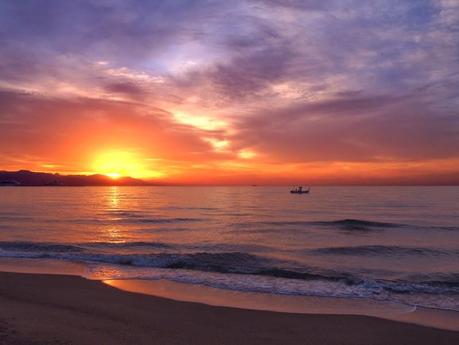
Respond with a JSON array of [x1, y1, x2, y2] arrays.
[[1, 272, 458, 345]]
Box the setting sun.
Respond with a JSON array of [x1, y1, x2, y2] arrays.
[[106, 172, 121, 180], [92, 151, 152, 179]]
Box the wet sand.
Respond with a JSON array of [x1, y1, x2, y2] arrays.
[[1, 272, 458, 345]]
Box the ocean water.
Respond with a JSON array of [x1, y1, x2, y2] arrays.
[[0, 186, 458, 312]]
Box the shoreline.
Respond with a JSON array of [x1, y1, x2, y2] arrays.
[[0, 257, 458, 332], [0, 271, 458, 345], [104, 278, 459, 332]]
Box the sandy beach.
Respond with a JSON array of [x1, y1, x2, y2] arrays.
[[0, 272, 458, 345]]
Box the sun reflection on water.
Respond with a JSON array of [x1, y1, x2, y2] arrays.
[[110, 186, 120, 209], [105, 186, 126, 243]]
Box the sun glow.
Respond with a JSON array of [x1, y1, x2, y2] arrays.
[[92, 151, 152, 179], [106, 172, 121, 179]]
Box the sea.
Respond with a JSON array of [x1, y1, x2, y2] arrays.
[[0, 186, 458, 313]]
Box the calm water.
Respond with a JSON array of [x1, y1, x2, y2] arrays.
[[0, 186, 458, 311]]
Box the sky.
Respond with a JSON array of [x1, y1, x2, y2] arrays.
[[0, 0, 458, 184]]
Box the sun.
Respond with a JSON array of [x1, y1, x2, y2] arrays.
[[106, 172, 121, 180], [92, 150, 151, 179]]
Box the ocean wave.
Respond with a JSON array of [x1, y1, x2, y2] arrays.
[[51, 250, 355, 286], [68, 215, 204, 225], [0, 240, 275, 254], [91, 266, 459, 311], [0, 240, 174, 252], [1, 245, 458, 295], [128, 217, 203, 224], [82, 241, 172, 249], [242, 218, 459, 233], [2, 245, 459, 309], [181, 242, 276, 253], [157, 206, 218, 211], [312, 245, 459, 257], [313, 219, 403, 230], [252, 268, 360, 285], [102, 210, 145, 217], [0, 241, 84, 252], [0, 245, 349, 284], [257, 218, 404, 231], [380, 277, 459, 294], [404, 273, 459, 290]]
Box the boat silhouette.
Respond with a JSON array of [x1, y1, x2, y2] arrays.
[[290, 186, 310, 194]]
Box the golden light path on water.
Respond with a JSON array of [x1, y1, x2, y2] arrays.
[[105, 186, 124, 243]]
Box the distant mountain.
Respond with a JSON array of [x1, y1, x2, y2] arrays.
[[0, 170, 150, 186]]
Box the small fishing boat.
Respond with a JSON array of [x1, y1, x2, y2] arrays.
[[290, 186, 310, 194]]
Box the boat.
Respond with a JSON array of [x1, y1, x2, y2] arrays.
[[290, 186, 310, 194]]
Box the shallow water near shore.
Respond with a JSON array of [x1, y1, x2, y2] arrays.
[[0, 186, 458, 321], [0, 258, 458, 331]]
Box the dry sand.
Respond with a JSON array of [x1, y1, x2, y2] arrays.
[[0, 271, 458, 345]]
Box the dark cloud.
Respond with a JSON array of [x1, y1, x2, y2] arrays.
[[104, 81, 147, 98], [232, 89, 459, 162], [0, 0, 232, 69]]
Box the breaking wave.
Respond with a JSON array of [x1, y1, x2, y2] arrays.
[[1, 241, 458, 303]]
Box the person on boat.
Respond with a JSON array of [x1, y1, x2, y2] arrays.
[[298, 186, 303, 192]]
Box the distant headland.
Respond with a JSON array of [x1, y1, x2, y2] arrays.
[[0, 170, 152, 186]]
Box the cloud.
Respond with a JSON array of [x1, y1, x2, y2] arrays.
[[104, 81, 148, 99], [232, 90, 459, 162], [0, 0, 458, 183], [0, 90, 229, 173]]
